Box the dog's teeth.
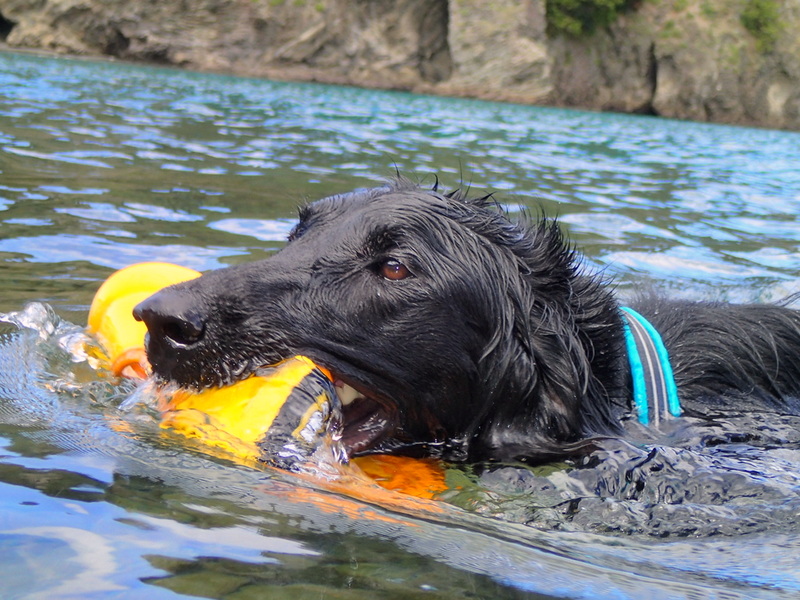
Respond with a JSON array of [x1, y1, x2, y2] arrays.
[[335, 382, 363, 406]]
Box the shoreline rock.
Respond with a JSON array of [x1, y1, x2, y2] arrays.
[[1, 0, 798, 131]]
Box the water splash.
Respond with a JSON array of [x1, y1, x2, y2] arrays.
[[3, 302, 800, 543], [457, 426, 800, 539]]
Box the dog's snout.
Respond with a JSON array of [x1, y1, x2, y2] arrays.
[[134, 292, 206, 348]]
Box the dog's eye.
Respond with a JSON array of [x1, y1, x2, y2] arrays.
[[379, 259, 412, 281]]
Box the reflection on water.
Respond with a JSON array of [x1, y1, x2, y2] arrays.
[[2, 50, 800, 599], [2, 50, 800, 312]]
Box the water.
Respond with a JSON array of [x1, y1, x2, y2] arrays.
[[2, 49, 800, 599]]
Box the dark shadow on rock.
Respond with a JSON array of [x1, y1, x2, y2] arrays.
[[0, 12, 16, 42]]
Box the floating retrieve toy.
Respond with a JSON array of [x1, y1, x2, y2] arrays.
[[87, 262, 447, 497], [86, 262, 343, 468], [87, 262, 201, 378], [158, 355, 344, 468]]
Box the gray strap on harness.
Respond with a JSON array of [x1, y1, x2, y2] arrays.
[[620, 307, 681, 427]]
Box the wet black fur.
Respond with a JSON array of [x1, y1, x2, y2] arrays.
[[135, 181, 800, 463]]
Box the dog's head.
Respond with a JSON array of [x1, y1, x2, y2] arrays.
[[134, 181, 624, 462]]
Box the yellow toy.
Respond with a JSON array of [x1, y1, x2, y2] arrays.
[[87, 262, 201, 378], [157, 355, 339, 464], [87, 262, 448, 497], [87, 262, 338, 465]]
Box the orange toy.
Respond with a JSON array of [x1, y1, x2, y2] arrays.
[[88, 262, 448, 498], [157, 355, 337, 463], [353, 455, 448, 499], [87, 262, 337, 464]]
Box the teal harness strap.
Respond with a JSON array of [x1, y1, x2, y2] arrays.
[[620, 307, 681, 426]]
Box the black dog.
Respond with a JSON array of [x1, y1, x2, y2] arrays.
[[134, 180, 800, 464]]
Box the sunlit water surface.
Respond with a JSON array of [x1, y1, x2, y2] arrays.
[[2, 50, 800, 599]]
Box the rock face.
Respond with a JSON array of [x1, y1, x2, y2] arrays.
[[1, 0, 799, 130]]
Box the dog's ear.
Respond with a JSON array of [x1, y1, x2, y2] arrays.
[[488, 301, 588, 438], [469, 306, 589, 461], [471, 217, 624, 461]]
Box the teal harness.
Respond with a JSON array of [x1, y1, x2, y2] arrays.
[[619, 307, 681, 426]]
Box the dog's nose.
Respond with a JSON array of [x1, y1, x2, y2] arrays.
[[133, 291, 206, 348]]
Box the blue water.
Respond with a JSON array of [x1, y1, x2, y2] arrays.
[[2, 50, 800, 599]]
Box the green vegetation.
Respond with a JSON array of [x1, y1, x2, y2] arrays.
[[700, 1, 718, 18], [546, 0, 639, 37], [741, 0, 782, 53], [659, 19, 679, 39]]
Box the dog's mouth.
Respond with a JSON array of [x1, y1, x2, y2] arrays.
[[333, 379, 398, 456]]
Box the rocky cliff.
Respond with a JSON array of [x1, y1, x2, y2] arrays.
[[1, 0, 799, 130]]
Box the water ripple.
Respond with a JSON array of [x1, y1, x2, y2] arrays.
[[2, 49, 800, 600]]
